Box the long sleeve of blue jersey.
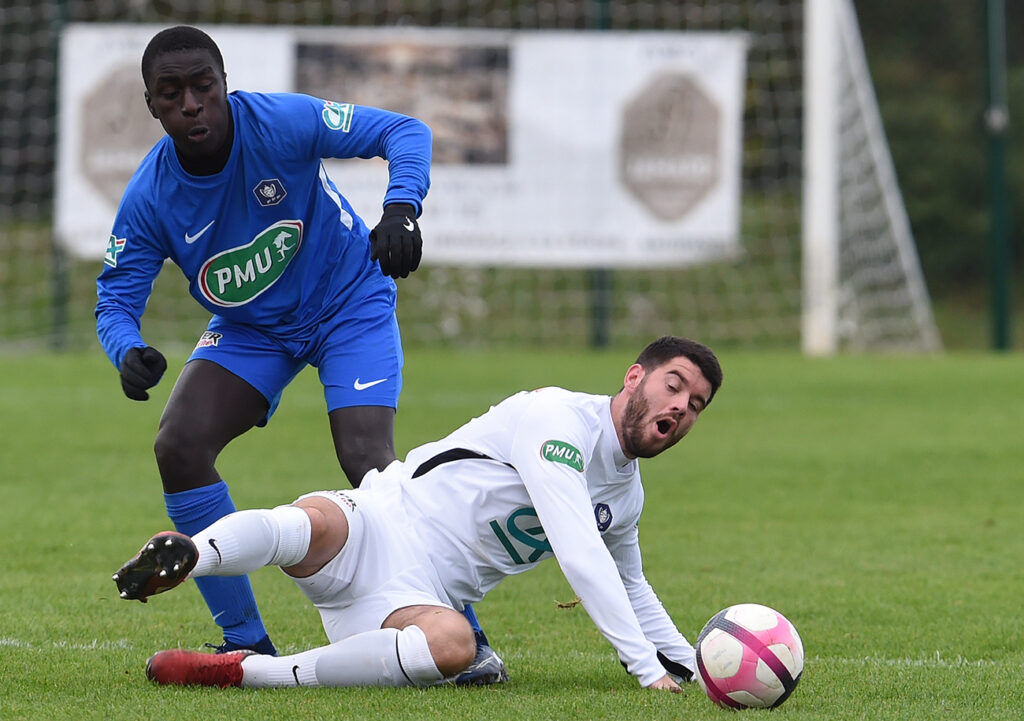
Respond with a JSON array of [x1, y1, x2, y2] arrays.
[[250, 92, 432, 215], [342, 104, 432, 216], [95, 194, 165, 370]]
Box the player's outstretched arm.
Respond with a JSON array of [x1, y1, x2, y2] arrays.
[[606, 532, 697, 680], [369, 203, 422, 279], [119, 346, 167, 401]]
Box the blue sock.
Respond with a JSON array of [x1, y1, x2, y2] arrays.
[[164, 481, 272, 649], [461, 604, 488, 645]]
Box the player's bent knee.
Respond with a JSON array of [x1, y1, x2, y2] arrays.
[[153, 424, 189, 468], [156, 410, 229, 457], [383, 605, 476, 677], [153, 424, 219, 491], [423, 610, 476, 677], [283, 496, 349, 577]]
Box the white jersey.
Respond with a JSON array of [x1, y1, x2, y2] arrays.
[[362, 386, 694, 687]]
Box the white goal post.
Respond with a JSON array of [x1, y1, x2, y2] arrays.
[[803, 0, 941, 354]]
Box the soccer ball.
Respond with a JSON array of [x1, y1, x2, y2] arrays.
[[694, 603, 804, 710]]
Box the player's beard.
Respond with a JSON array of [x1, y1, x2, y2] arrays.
[[620, 376, 658, 459]]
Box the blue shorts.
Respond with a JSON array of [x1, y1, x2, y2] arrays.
[[187, 291, 403, 425]]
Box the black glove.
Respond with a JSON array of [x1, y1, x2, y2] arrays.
[[119, 346, 167, 401], [369, 202, 422, 279]]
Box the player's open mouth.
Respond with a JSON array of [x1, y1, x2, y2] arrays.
[[187, 127, 209, 141], [656, 419, 673, 436]]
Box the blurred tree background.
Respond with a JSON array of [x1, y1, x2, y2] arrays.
[[856, 0, 1024, 346], [0, 0, 1020, 350]]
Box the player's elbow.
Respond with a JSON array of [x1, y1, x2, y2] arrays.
[[412, 117, 432, 143]]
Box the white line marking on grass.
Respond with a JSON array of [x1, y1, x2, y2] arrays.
[[0, 637, 310, 655], [1, 637, 135, 650], [6, 638, 999, 672], [0, 637, 32, 648], [812, 653, 1002, 669]]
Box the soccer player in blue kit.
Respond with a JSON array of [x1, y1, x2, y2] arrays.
[[96, 25, 504, 684]]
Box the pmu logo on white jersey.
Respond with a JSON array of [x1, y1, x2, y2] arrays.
[[198, 220, 303, 307], [540, 440, 584, 472]]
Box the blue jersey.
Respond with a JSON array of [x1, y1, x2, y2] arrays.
[[96, 90, 432, 369]]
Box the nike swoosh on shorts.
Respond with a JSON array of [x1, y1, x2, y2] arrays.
[[353, 378, 388, 390]]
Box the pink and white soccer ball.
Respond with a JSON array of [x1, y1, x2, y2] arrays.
[[695, 603, 804, 710]]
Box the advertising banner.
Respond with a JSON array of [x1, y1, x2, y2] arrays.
[[57, 25, 747, 268]]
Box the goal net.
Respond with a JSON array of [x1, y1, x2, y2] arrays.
[[0, 0, 939, 353]]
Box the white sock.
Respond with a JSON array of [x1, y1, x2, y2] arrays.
[[240, 626, 443, 688], [190, 505, 311, 576]]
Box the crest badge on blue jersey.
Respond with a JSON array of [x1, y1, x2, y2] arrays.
[[253, 178, 287, 207], [594, 503, 613, 532]]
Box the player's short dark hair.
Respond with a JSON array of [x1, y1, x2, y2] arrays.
[[141, 26, 224, 89], [635, 336, 723, 406]]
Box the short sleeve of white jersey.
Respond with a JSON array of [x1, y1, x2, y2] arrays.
[[508, 392, 667, 687]]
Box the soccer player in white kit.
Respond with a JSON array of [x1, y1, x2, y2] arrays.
[[113, 336, 723, 692]]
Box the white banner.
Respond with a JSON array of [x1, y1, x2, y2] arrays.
[[57, 25, 747, 268]]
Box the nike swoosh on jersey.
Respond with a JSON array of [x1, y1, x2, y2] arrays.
[[353, 377, 388, 390], [185, 220, 216, 244]]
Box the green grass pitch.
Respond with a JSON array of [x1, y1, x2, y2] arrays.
[[1, 347, 1021, 720]]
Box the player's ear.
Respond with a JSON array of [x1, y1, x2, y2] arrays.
[[144, 90, 158, 119], [623, 364, 645, 394]]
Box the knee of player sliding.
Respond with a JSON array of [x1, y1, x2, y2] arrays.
[[425, 611, 477, 677], [282, 498, 348, 577]]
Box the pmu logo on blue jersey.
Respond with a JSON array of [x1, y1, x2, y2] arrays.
[[253, 178, 287, 207], [198, 219, 302, 307], [594, 503, 613, 532]]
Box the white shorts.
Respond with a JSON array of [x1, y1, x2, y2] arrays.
[[289, 486, 453, 643]]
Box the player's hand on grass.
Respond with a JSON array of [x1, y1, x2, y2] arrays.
[[370, 202, 422, 279], [647, 675, 684, 693], [120, 346, 167, 401]]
